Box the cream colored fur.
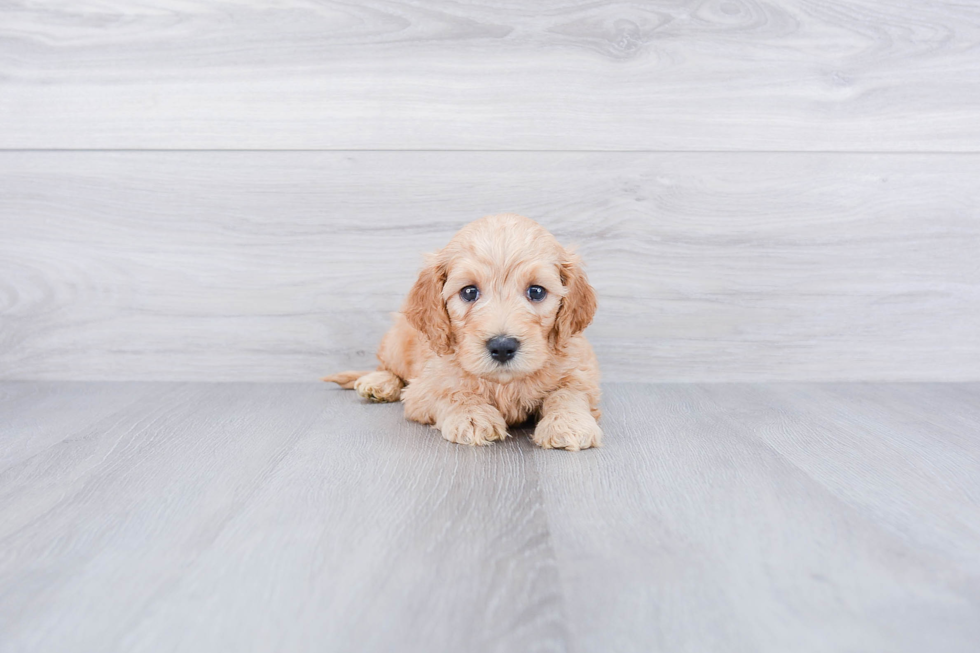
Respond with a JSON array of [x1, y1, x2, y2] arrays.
[[323, 214, 601, 450]]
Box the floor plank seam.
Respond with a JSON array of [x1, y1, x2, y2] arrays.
[[520, 439, 576, 653]]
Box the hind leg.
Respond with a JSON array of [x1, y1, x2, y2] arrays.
[[354, 370, 404, 403]]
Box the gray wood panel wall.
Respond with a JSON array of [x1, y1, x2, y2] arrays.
[[1, 1, 978, 382], [3, 0, 980, 151]]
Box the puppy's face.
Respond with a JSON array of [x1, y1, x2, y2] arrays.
[[404, 214, 596, 383], [443, 256, 564, 382]]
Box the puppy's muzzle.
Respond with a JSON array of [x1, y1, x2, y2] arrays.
[[486, 336, 520, 363]]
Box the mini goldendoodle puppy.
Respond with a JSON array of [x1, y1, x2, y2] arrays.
[[324, 213, 601, 450]]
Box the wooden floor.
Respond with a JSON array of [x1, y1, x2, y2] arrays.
[[2, 381, 978, 652]]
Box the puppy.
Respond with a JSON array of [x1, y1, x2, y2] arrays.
[[323, 213, 601, 450]]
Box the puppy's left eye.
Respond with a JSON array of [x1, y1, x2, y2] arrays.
[[526, 285, 547, 302]]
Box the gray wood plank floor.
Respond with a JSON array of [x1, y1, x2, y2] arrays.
[[3, 151, 978, 383], [2, 1, 979, 150], [2, 382, 978, 652]]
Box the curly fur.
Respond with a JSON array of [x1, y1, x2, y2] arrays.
[[323, 213, 602, 450]]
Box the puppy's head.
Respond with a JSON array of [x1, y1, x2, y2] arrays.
[[404, 214, 596, 382]]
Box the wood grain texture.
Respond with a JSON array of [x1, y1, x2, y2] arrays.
[[2, 151, 978, 382], [0, 382, 565, 653], [533, 382, 980, 653], [1, 381, 978, 651], [2, 1, 980, 150]]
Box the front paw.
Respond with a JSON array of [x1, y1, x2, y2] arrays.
[[533, 411, 602, 451], [440, 406, 508, 446], [354, 371, 404, 403]]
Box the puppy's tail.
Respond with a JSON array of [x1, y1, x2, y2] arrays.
[[321, 370, 374, 389]]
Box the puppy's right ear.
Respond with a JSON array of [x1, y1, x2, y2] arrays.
[[403, 255, 453, 355]]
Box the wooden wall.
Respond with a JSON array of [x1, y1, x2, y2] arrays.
[[1, 1, 978, 381]]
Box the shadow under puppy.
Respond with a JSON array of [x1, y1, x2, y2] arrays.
[[324, 213, 601, 450]]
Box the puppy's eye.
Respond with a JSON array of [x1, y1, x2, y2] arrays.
[[459, 285, 480, 302], [526, 285, 547, 302]]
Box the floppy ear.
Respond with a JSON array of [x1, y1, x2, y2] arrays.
[[403, 256, 454, 356], [552, 251, 597, 351]]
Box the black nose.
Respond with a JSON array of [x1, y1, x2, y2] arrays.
[[486, 336, 520, 363]]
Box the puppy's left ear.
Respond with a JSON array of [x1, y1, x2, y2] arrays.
[[552, 250, 597, 350]]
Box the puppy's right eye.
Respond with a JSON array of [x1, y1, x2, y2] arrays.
[[459, 285, 480, 302]]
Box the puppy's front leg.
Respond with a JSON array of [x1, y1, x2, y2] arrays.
[[533, 388, 603, 451], [438, 402, 509, 447], [403, 384, 507, 446]]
